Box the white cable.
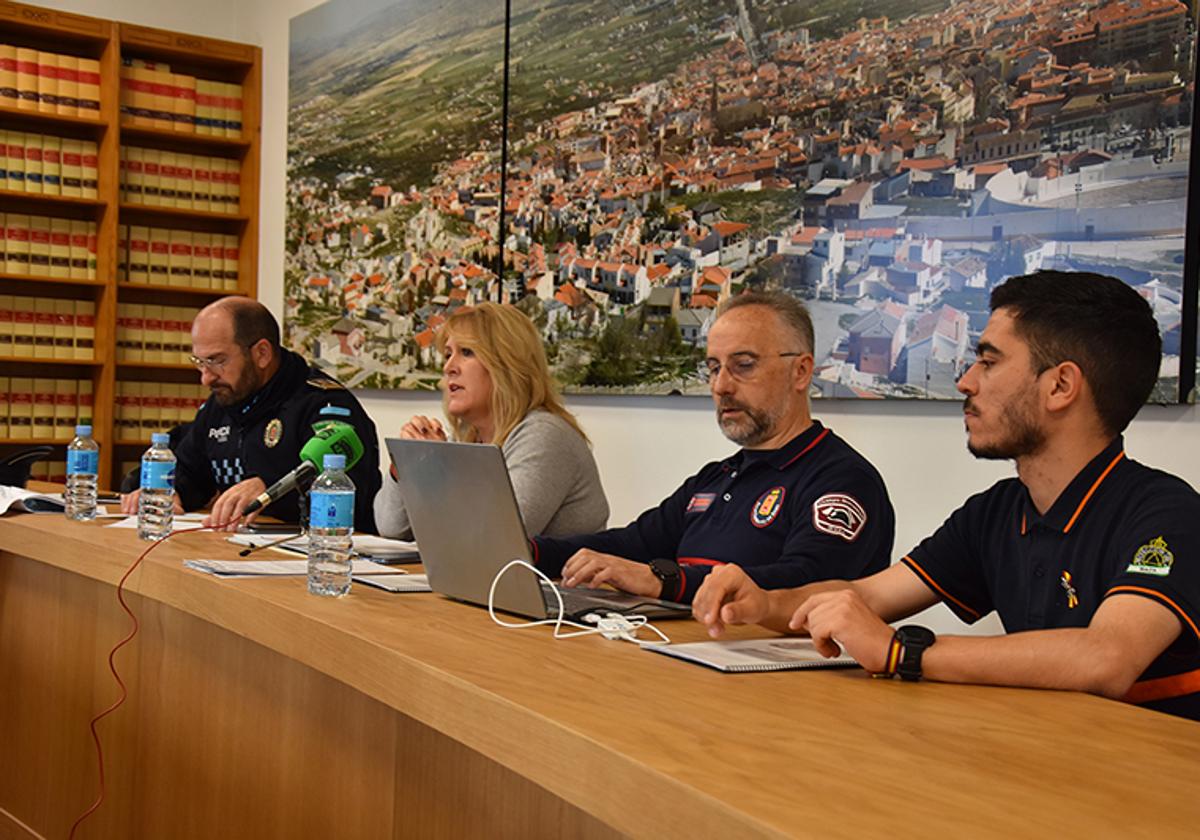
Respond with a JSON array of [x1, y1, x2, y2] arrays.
[[487, 559, 670, 646]]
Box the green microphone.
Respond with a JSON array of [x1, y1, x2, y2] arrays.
[[242, 411, 364, 516]]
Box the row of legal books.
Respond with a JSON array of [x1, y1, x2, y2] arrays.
[[117, 226, 239, 290], [0, 297, 95, 360], [1, 215, 97, 279], [115, 382, 207, 437], [119, 146, 241, 213], [120, 58, 243, 137], [1, 131, 99, 198], [0, 45, 102, 118], [116, 304, 200, 365], [0, 377, 93, 440]]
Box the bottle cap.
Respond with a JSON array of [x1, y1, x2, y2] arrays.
[[75, 424, 92, 436], [319, 405, 351, 417], [151, 432, 170, 445], [323, 454, 346, 470]]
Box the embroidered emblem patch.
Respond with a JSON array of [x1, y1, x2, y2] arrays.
[[687, 493, 715, 513], [812, 493, 867, 542], [1060, 570, 1078, 609], [264, 418, 283, 448], [750, 486, 786, 528], [1127, 536, 1174, 577]]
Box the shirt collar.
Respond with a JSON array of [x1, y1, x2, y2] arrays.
[[1020, 435, 1126, 535], [726, 421, 830, 472]]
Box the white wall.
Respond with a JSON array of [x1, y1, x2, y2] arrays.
[[44, 0, 1200, 635]]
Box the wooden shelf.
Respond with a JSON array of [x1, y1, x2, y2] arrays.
[[0, 188, 105, 210], [114, 437, 172, 447], [118, 281, 229, 298], [116, 361, 194, 371], [120, 124, 249, 154], [120, 22, 257, 70], [0, 437, 74, 445], [0, 101, 108, 134], [119, 202, 247, 224], [0, 272, 106, 288], [0, 355, 100, 366]]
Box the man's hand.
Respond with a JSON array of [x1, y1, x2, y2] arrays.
[[692, 564, 771, 638], [400, 416, 447, 441], [119, 489, 183, 517], [789, 589, 894, 670], [561, 549, 662, 597], [203, 477, 268, 531]]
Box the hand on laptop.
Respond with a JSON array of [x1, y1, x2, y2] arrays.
[[400, 415, 447, 441], [562, 549, 661, 597]]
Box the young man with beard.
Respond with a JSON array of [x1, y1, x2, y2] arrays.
[[693, 271, 1200, 721], [530, 291, 895, 604], [120, 297, 381, 533]]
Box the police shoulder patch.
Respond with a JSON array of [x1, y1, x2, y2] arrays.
[[812, 493, 867, 542], [306, 377, 346, 391], [1126, 536, 1174, 577], [750, 486, 786, 528]]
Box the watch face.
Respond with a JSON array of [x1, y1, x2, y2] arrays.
[[899, 625, 936, 647], [650, 557, 680, 579]]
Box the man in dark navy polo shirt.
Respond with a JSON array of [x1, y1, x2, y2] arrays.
[[694, 271, 1200, 721], [531, 291, 895, 604]]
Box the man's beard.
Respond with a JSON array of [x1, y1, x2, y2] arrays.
[[964, 394, 1046, 460], [716, 398, 780, 447], [211, 365, 258, 407]]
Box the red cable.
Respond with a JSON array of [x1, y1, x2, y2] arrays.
[[68, 516, 240, 840]]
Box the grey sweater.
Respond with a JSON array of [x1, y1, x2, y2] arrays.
[[373, 410, 609, 539]]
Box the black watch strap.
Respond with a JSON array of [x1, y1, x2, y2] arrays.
[[648, 557, 682, 600], [895, 625, 937, 682]]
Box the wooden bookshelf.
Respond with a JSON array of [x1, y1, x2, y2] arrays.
[[0, 1, 261, 488]]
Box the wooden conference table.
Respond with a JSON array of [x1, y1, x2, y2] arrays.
[[1, 511, 1198, 839]]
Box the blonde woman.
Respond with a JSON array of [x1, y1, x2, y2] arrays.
[[374, 303, 609, 539]]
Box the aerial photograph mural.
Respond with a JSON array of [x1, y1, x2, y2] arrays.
[[286, 0, 1197, 400]]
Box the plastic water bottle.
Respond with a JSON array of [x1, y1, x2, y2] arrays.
[[65, 424, 99, 521], [307, 453, 355, 597], [138, 432, 176, 541]]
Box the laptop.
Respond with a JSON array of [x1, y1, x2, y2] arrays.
[[386, 438, 692, 620]]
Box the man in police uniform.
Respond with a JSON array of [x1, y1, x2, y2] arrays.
[[531, 291, 895, 604], [120, 297, 381, 533], [694, 271, 1199, 721]]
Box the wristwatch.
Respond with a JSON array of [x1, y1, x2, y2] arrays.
[[648, 557, 682, 600], [895, 625, 937, 682]]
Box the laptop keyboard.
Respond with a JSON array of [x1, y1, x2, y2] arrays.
[[540, 584, 681, 618]]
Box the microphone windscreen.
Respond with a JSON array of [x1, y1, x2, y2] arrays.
[[299, 420, 365, 471]]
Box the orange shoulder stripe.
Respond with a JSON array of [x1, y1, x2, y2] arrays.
[[1106, 585, 1200, 641], [901, 555, 982, 621]]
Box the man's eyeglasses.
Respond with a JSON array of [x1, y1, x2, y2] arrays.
[[189, 342, 259, 373], [188, 353, 234, 373], [701, 352, 806, 383]]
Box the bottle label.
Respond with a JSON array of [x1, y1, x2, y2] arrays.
[[67, 450, 99, 475], [310, 490, 354, 529], [141, 460, 176, 491]]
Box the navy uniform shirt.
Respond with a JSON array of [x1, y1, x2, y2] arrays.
[[533, 421, 894, 603], [172, 348, 382, 533], [904, 436, 1200, 721]]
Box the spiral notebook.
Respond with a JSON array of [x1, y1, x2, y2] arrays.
[[645, 638, 858, 672]]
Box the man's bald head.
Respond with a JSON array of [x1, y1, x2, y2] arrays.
[[196, 297, 281, 353]]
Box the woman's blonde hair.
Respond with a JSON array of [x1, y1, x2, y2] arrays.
[[435, 303, 587, 446]]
